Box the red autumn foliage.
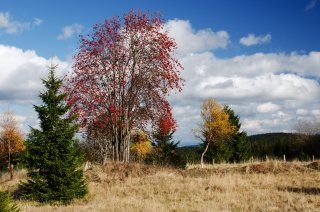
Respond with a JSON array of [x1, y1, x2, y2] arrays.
[[64, 11, 183, 162], [157, 103, 177, 136]]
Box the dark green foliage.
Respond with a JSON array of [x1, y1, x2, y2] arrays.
[[200, 106, 251, 163], [303, 134, 320, 157], [298, 150, 310, 161], [19, 66, 87, 204], [224, 106, 251, 162], [147, 129, 186, 168], [177, 145, 200, 164], [249, 133, 319, 160], [0, 190, 20, 212], [202, 139, 233, 163], [232, 131, 251, 162], [0, 152, 22, 172], [249, 133, 294, 157], [181, 132, 319, 164]]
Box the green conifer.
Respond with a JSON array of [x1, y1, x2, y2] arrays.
[[152, 129, 179, 165], [19, 65, 87, 204], [224, 106, 251, 162], [149, 124, 186, 168], [203, 106, 251, 163]]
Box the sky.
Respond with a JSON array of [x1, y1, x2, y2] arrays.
[[0, 0, 320, 146]]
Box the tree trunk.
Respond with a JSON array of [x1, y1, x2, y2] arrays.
[[9, 164, 13, 180], [114, 127, 119, 162], [123, 136, 127, 163], [201, 142, 210, 168], [8, 140, 13, 180], [127, 135, 131, 163]]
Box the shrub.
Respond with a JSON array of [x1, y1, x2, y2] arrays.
[[0, 190, 20, 212]]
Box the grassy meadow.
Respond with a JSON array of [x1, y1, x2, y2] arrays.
[[1, 160, 320, 212]]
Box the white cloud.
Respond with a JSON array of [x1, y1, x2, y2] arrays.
[[165, 19, 229, 55], [0, 11, 42, 34], [33, 18, 43, 26], [296, 109, 308, 115], [0, 45, 69, 102], [162, 20, 320, 141], [1, 19, 320, 146], [239, 33, 272, 46], [0, 45, 70, 134], [169, 42, 320, 140], [311, 109, 320, 116], [305, 0, 318, 11], [242, 119, 263, 132], [257, 102, 280, 113], [57, 23, 83, 40]]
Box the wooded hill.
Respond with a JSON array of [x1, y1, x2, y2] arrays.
[[249, 133, 319, 160], [178, 133, 320, 163]]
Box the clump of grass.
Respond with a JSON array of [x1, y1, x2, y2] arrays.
[[0, 190, 20, 212]]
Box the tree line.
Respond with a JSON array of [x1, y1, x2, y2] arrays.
[[249, 132, 320, 160]]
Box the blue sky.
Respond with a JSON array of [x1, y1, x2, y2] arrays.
[[1, 0, 320, 145], [2, 0, 320, 58]]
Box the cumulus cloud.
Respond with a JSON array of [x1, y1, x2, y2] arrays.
[[0, 45, 69, 102], [296, 109, 308, 115], [57, 23, 83, 40], [0, 45, 70, 134], [169, 46, 320, 140], [164, 19, 229, 55], [239, 33, 272, 46], [0, 11, 42, 34], [1, 19, 320, 146], [257, 102, 280, 113]]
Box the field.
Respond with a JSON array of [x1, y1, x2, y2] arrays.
[[1, 160, 320, 212]]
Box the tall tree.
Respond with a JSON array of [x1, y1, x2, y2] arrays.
[[194, 98, 235, 168], [150, 106, 182, 167], [223, 106, 251, 162], [64, 11, 183, 163], [19, 65, 87, 204], [0, 111, 24, 179]]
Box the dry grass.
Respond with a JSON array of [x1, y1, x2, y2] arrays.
[[1, 161, 319, 212]]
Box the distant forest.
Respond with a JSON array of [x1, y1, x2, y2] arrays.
[[178, 133, 320, 163], [248, 133, 320, 160]]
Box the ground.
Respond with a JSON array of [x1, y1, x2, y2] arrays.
[[1, 161, 320, 211]]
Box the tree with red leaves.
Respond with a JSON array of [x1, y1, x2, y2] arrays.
[[148, 106, 185, 167], [64, 11, 183, 163]]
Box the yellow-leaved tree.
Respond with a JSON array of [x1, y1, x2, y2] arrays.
[[0, 111, 24, 179], [131, 131, 151, 162], [194, 98, 235, 168]]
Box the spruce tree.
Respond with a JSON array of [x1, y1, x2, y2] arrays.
[[203, 138, 233, 163], [152, 129, 180, 166], [223, 106, 251, 162], [149, 116, 185, 168], [19, 65, 87, 203], [203, 106, 251, 163]]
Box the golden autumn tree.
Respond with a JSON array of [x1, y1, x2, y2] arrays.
[[0, 111, 24, 179], [194, 98, 235, 168], [131, 131, 151, 162]]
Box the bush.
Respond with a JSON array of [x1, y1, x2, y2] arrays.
[[297, 150, 310, 161], [0, 190, 20, 212]]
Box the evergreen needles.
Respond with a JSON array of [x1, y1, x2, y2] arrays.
[[19, 65, 87, 204]]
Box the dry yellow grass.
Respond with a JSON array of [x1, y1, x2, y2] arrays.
[[1, 161, 319, 212]]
